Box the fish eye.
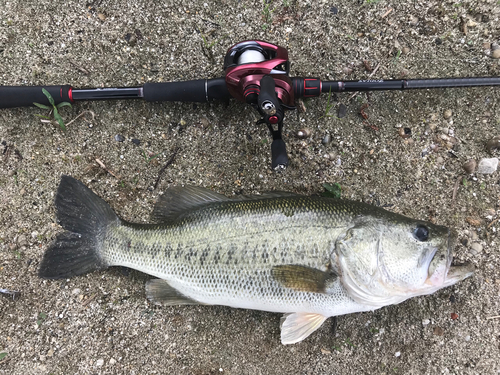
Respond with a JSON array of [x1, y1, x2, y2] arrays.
[[414, 225, 429, 242]]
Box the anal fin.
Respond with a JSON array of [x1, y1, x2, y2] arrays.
[[145, 279, 200, 306], [280, 312, 328, 345]]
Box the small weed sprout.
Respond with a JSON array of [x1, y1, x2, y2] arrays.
[[320, 89, 336, 119], [33, 88, 72, 131]]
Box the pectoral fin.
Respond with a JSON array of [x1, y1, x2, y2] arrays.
[[272, 265, 337, 293], [280, 312, 328, 345], [145, 279, 201, 306]]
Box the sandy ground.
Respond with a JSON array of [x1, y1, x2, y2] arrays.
[[1, 0, 500, 374]]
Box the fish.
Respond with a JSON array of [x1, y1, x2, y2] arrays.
[[39, 175, 474, 344]]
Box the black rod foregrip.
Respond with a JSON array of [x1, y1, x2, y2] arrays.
[[0, 85, 72, 108], [143, 78, 230, 103]]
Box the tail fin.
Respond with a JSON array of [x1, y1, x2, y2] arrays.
[[39, 175, 119, 279]]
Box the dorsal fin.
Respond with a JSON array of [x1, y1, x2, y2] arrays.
[[240, 191, 302, 200], [152, 185, 230, 223]]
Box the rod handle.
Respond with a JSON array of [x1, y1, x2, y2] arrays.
[[0, 85, 72, 109]]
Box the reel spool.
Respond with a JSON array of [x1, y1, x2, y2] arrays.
[[223, 41, 293, 107]]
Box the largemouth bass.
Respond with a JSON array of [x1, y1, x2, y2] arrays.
[[39, 176, 474, 344]]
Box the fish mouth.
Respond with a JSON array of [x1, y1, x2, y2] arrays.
[[426, 229, 474, 287], [443, 262, 475, 287]]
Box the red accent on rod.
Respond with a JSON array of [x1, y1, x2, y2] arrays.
[[68, 87, 74, 102]]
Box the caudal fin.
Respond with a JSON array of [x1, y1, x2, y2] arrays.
[[39, 175, 119, 279]]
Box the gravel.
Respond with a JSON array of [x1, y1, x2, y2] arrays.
[[1, 1, 500, 374]]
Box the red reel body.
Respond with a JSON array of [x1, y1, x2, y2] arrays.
[[223, 41, 294, 107]]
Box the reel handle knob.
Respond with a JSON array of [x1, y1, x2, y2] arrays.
[[271, 138, 289, 171]]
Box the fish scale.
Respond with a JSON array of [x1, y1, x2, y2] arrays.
[[101, 198, 357, 316], [39, 176, 474, 344]]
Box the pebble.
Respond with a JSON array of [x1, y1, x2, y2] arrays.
[[477, 158, 498, 174], [402, 47, 410, 55], [322, 134, 331, 145], [422, 319, 430, 326], [109, 358, 117, 365], [337, 103, 347, 118], [436, 156, 444, 164], [131, 138, 141, 146], [297, 129, 311, 139], [465, 335, 471, 341], [463, 160, 476, 174], [433, 327, 444, 336], [47, 349, 54, 357], [443, 109, 452, 119], [409, 15, 419, 26], [96, 359, 104, 367], [115, 134, 125, 142], [470, 242, 483, 254], [342, 67, 353, 75], [395, 351, 401, 357], [486, 136, 500, 153], [17, 235, 27, 246], [493, 49, 500, 59], [72, 288, 81, 295]]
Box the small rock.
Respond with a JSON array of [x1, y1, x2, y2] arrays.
[[492, 49, 500, 59], [109, 358, 117, 365], [395, 351, 401, 357], [486, 136, 500, 153], [17, 235, 27, 246], [422, 319, 430, 326], [322, 134, 331, 145], [467, 19, 478, 28], [330, 6, 338, 15], [131, 138, 141, 146], [337, 103, 347, 118], [97, 13, 106, 21], [466, 217, 482, 227], [465, 335, 471, 341], [470, 242, 483, 254], [433, 327, 444, 336], [463, 159, 476, 174], [436, 156, 444, 164], [443, 109, 452, 119], [95, 359, 104, 367], [409, 15, 419, 26], [47, 349, 54, 357], [39, 355, 46, 362], [402, 47, 410, 55], [477, 158, 499, 174], [451, 313, 459, 320], [72, 288, 81, 295], [342, 67, 353, 75], [114, 134, 125, 142], [296, 129, 311, 139], [471, 231, 479, 240]]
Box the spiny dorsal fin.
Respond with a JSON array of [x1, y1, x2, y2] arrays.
[[145, 279, 201, 306], [240, 191, 302, 200], [280, 312, 328, 345], [272, 265, 337, 293], [152, 185, 230, 223], [152, 186, 302, 223]]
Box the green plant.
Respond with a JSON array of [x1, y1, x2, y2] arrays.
[[262, 0, 277, 29], [0, 352, 7, 361], [37, 312, 47, 326], [33, 89, 72, 131], [201, 33, 218, 49], [142, 150, 161, 164], [320, 89, 336, 118], [322, 183, 342, 199], [394, 49, 402, 64]]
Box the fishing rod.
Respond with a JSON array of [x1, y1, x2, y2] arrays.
[[1, 40, 500, 170]]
